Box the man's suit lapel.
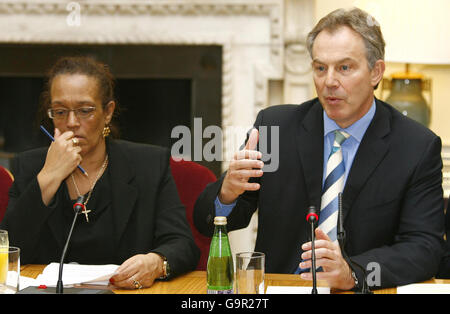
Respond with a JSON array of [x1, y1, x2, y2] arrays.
[[295, 100, 324, 209], [342, 99, 391, 221], [107, 140, 138, 247]]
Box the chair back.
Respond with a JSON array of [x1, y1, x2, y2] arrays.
[[170, 158, 216, 270], [0, 166, 13, 222]]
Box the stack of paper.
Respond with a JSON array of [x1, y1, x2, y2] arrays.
[[35, 263, 119, 287]]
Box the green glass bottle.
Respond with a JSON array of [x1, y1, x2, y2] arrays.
[[207, 216, 234, 294]]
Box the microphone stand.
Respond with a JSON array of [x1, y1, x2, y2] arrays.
[[310, 219, 318, 295], [56, 196, 85, 294], [306, 206, 319, 295], [337, 193, 373, 294]]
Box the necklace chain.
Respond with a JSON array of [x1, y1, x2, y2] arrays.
[[71, 154, 109, 207]]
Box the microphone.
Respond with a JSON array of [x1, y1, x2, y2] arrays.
[[337, 193, 373, 294], [306, 206, 319, 224], [73, 196, 86, 214], [306, 206, 319, 294], [56, 195, 86, 294]]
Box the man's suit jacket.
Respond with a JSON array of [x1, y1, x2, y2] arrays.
[[194, 98, 445, 288], [1, 139, 200, 278], [437, 203, 450, 278]]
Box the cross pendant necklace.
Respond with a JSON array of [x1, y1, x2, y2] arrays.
[[70, 155, 109, 223], [82, 208, 92, 222]]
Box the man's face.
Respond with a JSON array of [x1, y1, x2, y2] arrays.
[[312, 26, 384, 128]]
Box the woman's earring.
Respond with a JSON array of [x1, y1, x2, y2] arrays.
[[102, 125, 111, 138]]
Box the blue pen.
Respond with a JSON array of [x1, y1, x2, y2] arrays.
[[40, 125, 89, 177]]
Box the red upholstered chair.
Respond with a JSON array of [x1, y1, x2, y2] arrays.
[[170, 158, 216, 270], [0, 166, 13, 222]]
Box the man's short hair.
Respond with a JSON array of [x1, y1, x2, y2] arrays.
[[307, 7, 385, 71]]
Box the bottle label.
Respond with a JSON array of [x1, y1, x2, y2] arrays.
[[207, 289, 233, 294]]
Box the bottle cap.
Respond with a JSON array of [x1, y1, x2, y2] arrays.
[[214, 216, 227, 225]]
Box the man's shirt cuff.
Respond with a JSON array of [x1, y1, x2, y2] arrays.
[[214, 196, 237, 217]]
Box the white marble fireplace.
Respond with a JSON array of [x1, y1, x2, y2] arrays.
[[0, 0, 315, 255]]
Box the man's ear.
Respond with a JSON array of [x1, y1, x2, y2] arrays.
[[371, 60, 386, 88]]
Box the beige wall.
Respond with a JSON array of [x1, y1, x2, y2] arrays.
[[314, 0, 450, 144]]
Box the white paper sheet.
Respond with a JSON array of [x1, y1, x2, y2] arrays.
[[35, 263, 119, 287], [266, 285, 331, 294], [19, 275, 38, 290], [396, 284, 450, 294]]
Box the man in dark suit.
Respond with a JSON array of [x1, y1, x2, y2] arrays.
[[194, 8, 445, 290]]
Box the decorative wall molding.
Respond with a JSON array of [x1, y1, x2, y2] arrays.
[[0, 1, 276, 16], [0, 0, 283, 65]]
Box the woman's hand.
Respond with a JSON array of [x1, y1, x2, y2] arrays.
[[42, 129, 82, 181], [109, 253, 165, 289], [37, 128, 82, 205]]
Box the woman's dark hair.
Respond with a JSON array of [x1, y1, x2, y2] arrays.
[[37, 56, 120, 137]]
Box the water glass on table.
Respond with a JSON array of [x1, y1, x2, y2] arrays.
[[0, 230, 20, 294], [235, 252, 265, 294], [0, 230, 9, 284], [0, 246, 20, 294], [0, 230, 7, 248]]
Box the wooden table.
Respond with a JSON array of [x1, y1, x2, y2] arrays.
[[20, 264, 450, 294]]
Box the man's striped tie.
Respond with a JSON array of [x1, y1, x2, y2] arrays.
[[319, 130, 350, 242], [294, 130, 350, 274]]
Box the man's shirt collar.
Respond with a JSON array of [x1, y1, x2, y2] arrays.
[[323, 98, 376, 143]]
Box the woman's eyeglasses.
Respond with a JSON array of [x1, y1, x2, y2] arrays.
[[47, 107, 96, 120]]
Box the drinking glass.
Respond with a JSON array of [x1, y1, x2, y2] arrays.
[[0, 246, 20, 294], [235, 252, 265, 294], [0, 230, 7, 247], [0, 230, 9, 285]]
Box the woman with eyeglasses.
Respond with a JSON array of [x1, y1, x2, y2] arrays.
[[0, 56, 199, 290]]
